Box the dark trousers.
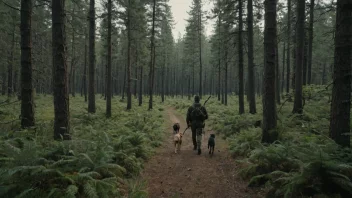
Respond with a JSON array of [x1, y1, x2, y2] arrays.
[[191, 125, 203, 148], [191, 126, 197, 147]]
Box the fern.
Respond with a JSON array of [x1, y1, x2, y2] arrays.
[[65, 185, 78, 198]]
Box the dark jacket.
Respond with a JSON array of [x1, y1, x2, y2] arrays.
[[186, 102, 208, 128]]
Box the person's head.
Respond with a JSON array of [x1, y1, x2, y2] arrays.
[[210, 134, 215, 138], [194, 95, 200, 103]]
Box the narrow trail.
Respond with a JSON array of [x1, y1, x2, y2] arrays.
[[141, 107, 263, 198]]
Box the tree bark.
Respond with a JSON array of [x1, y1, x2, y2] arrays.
[[88, 0, 96, 113], [148, 0, 156, 110], [126, 0, 132, 110], [70, 17, 75, 97], [225, 51, 228, 106], [83, 29, 87, 102], [303, 33, 308, 85], [275, 40, 280, 104], [8, 19, 15, 97], [198, 2, 203, 99], [262, 0, 278, 144], [162, 48, 166, 103], [106, 0, 112, 117], [134, 51, 138, 98], [20, 0, 35, 128], [281, 43, 285, 93], [286, 0, 291, 93], [329, 0, 352, 147], [139, 65, 143, 106], [122, 62, 126, 99], [238, 0, 245, 114], [52, 0, 70, 140], [307, 0, 314, 85], [217, 11, 221, 101], [292, 0, 305, 114], [247, 0, 256, 114]]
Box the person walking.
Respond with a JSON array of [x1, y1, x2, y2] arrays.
[[186, 95, 208, 155]]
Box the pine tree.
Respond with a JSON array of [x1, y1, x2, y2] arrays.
[[329, 0, 352, 147], [238, 0, 245, 114], [292, 0, 305, 114], [262, 0, 278, 143], [307, 0, 314, 85], [88, 0, 96, 113], [106, 0, 112, 116], [247, 0, 256, 114], [20, 0, 35, 128], [52, 0, 70, 140], [148, 0, 156, 110], [286, 0, 291, 93]]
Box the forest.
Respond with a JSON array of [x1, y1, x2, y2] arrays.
[[0, 0, 351, 197]]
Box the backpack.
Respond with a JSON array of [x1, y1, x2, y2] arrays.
[[191, 105, 206, 121]]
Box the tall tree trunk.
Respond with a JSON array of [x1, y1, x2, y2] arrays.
[[217, 12, 221, 101], [8, 20, 15, 97], [148, 0, 156, 110], [126, 0, 132, 110], [83, 30, 87, 102], [88, 0, 96, 113], [187, 75, 191, 100], [221, 71, 224, 104], [106, 0, 112, 117], [225, 50, 228, 106], [238, 0, 245, 114], [161, 50, 166, 102], [247, 0, 256, 114], [329, 0, 352, 147], [52, 0, 70, 140], [262, 0, 278, 143], [134, 51, 138, 98], [281, 43, 286, 93], [307, 0, 314, 85], [122, 62, 126, 99], [70, 21, 75, 97], [192, 53, 195, 96], [292, 0, 305, 114], [303, 33, 308, 85], [139, 65, 143, 106], [286, 0, 291, 93], [20, 0, 35, 128], [275, 41, 280, 104], [198, 2, 202, 99]]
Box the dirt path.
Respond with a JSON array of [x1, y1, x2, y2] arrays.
[[141, 107, 263, 198]]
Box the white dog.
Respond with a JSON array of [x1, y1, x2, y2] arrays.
[[173, 132, 183, 153]]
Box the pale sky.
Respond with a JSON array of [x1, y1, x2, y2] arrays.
[[169, 0, 215, 38]]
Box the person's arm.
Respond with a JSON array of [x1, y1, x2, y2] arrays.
[[208, 139, 210, 149]]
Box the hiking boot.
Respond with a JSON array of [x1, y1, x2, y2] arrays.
[[193, 145, 197, 150], [198, 149, 201, 155]]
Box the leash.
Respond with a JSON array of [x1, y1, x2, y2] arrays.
[[182, 127, 190, 135]]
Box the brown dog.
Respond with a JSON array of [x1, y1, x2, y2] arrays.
[[173, 132, 183, 153]]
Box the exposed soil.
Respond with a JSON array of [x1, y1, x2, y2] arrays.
[[141, 107, 264, 198]]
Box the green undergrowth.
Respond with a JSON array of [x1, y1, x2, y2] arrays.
[[167, 85, 352, 198], [0, 95, 165, 198]]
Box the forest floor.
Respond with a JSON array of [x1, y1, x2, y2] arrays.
[[141, 107, 264, 198]]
